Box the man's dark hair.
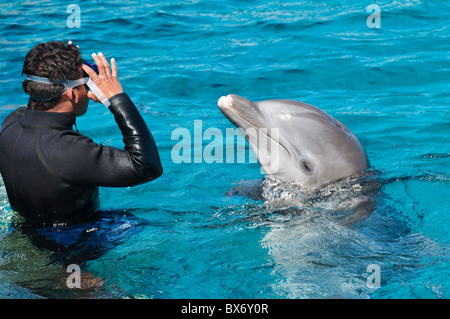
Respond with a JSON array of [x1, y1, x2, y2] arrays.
[[22, 41, 84, 111]]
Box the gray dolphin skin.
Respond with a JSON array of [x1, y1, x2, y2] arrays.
[[218, 94, 369, 189]]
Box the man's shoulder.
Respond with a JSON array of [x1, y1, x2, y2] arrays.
[[1, 107, 26, 126], [54, 129, 96, 146], [39, 129, 103, 166]]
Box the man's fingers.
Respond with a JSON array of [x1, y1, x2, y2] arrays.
[[111, 58, 118, 78], [92, 53, 107, 78], [85, 52, 123, 100], [67, 40, 79, 48], [82, 64, 98, 81], [98, 53, 112, 78], [87, 91, 101, 102]]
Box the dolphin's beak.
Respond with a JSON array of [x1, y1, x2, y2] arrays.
[[218, 94, 261, 128], [218, 95, 232, 110], [218, 94, 247, 129], [218, 94, 290, 157], [218, 95, 237, 114]]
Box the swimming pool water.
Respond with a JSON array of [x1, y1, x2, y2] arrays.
[[0, 0, 449, 299]]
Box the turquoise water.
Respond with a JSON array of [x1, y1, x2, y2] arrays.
[[0, 0, 449, 299]]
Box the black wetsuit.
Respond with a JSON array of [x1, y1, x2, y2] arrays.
[[0, 93, 162, 227]]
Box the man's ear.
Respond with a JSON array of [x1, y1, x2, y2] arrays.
[[66, 89, 75, 101], [65, 89, 75, 102]]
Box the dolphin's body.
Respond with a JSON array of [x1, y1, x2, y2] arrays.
[[218, 94, 369, 190]]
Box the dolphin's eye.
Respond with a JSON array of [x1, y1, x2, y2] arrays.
[[300, 160, 314, 176]]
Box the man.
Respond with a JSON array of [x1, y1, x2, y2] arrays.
[[0, 41, 162, 227]]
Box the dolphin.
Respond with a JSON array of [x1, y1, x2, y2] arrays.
[[218, 94, 369, 190]]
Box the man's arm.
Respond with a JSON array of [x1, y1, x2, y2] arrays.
[[108, 92, 163, 184], [51, 51, 162, 187], [52, 92, 162, 187]]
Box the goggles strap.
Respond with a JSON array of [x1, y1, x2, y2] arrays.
[[25, 75, 111, 107], [86, 78, 110, 107]]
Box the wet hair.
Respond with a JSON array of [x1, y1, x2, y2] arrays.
[[21, 41, 84, 111]]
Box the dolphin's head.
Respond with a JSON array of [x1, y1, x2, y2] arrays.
[[218, 94, 369, 189]]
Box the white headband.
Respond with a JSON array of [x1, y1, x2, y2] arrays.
[[25, 75, 110, 107]]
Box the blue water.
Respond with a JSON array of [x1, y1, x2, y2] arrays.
[[0, 0, 449, 299]]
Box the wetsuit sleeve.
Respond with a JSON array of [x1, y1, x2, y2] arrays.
[[107, 93, 163, 185], [53, 93, 163, 187]]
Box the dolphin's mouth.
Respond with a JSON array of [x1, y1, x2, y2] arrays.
[[218, 95, 291, 156]]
